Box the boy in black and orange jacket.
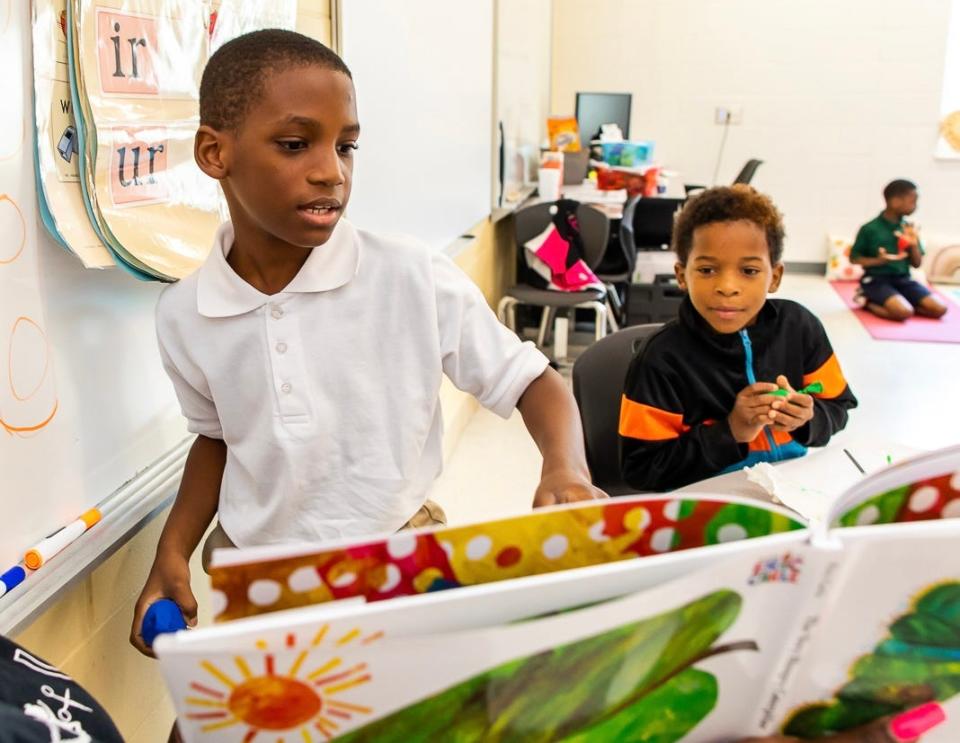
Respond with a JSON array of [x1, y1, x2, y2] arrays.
[[620, 187, 857, 492]]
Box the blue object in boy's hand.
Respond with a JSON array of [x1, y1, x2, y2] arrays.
[[142, 598, 188, 648]]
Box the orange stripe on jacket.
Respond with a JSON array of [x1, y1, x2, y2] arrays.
[[748, 428, 794, 452], [803, 353, 847, 399], [619, 396, 689, 441]]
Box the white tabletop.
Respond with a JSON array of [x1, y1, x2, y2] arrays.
[[675, 436, 922, 522]]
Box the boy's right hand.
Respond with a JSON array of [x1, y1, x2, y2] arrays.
[[878, 247, 909, 262], [727, 382, 779, 443], [130, 551, 198, 658]]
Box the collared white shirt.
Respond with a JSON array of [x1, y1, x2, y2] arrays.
[[156, 219, 548, 547]]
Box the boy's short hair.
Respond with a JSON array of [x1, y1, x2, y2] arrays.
[[883, 179, 917, 202], [199, 29, 352, 133], [672, 185, 785, 265]]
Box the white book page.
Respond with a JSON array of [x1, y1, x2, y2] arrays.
[[680, 436, 920, 525], [758, 520, 960, 739]]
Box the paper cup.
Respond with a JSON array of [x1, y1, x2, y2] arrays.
[[538, 167, 562, 201]]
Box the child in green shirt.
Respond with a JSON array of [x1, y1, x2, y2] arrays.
[[850, 179, 947, 321]]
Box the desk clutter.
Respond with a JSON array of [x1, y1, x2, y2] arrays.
[[521, 97, 768, 360]]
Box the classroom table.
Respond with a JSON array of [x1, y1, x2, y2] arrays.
[[559, 180, 629, 219], [520, 178, 627, 219], [675, 437, 921, 519], [540, 175, 686, 219]]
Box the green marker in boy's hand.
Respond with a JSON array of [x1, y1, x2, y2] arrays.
[[770, 381, 823, 397]]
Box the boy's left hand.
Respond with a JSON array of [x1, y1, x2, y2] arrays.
[[766, 375, 814, 432], [533, 468, 608, 507]]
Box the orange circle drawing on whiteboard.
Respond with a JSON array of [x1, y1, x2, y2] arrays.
[[0, 194, 26, 264], [0, 400, 58, 436], [1, 315, 59, 436], [8, 317, 51, 402]]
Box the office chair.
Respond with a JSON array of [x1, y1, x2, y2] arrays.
[[683, 158, 764, 193], [592, 198, 641, 322], [571, 323, 662, 495], [498, 202, 616, 351], [733, 159, 763, 185]]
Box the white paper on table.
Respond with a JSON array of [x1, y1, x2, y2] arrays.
[[681, 437, 921, 524]]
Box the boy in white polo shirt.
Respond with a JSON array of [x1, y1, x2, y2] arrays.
[[130, 30, 605, 655]]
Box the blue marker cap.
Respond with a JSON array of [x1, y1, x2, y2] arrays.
[[142, 598, 188, 648], [0, 566, 26, 598]]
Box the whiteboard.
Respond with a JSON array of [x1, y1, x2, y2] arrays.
[[340, 0, 494, 250], [496, 0, 551, 154], [495, 0, 552, 204], [0, 2, 185, 571]]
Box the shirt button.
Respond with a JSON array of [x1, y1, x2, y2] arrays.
[[280, 382, 292, 394], [276, 342, 288, 354], [270, 304, 284, 319]]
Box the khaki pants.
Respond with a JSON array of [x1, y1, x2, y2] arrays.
[[201, 500, 447, 573]]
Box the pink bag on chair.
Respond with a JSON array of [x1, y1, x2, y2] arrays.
[[524, 223, 605, 293]]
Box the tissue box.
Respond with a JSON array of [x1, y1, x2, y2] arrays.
[[601, 140, 654, 167]]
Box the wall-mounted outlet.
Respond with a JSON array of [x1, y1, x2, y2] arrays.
[[714, 105, 743, 125]]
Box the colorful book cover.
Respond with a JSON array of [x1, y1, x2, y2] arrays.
[[208, 495, 806, 622], [831, 445, 960, 528], [208, 445, 960, 623], [157, 520, 960, 741]]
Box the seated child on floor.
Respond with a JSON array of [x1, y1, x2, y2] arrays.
[[850, 179, 947, 322]]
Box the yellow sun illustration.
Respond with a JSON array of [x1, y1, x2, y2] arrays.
[[184, 624, 381, 741]]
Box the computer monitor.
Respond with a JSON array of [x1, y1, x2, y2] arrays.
[[575, 92, 632, 147]]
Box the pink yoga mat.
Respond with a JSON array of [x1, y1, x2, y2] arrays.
[[831, 281, 960, 343]]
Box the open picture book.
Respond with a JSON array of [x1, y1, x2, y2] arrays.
[[156, 444, 960, 741]]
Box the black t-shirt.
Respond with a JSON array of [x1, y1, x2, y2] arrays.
[[0, 636, 123, 742]]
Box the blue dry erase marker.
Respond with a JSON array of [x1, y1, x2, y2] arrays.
[[0, 566, 27, 599], [141, 598, 188, 648]]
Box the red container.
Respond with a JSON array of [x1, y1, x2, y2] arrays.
[[596, 166, 625, 191], [597, 166, 661, 197]]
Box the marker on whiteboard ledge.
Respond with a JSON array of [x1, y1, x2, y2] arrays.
[[141, 598, 188, 648], [24, 508, 102, 570], [0, 565, 27, 599]]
